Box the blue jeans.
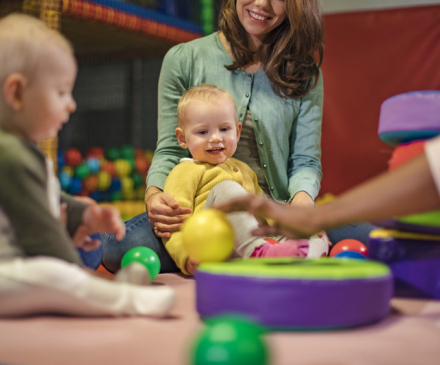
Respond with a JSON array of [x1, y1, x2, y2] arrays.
[[101, 212, 377, 274], [101, 212, 179, 274]]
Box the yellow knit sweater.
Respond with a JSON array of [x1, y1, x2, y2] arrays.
[[162, 158, 264, 275]]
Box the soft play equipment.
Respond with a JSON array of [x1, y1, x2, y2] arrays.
[[196, 258, 393, 330], [378, 91, 440, 146], [369, 229, 440, 299], [376, 91, 440, 234]]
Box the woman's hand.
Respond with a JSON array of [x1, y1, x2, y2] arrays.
[[216, 194, 322, 240], [145, 187, 192, 239], [290, 191, 316, 208]]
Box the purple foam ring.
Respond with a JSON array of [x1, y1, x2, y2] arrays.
[[369, 236, 440, 299], [378, 91, 440, 134], [196, 273, 393, 329], [374, 219, 440, 235]]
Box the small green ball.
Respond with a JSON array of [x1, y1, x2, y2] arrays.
[[121, 247, 161, 280], [191, 316, 269, 365]]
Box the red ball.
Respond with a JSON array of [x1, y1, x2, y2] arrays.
[[64, 148, 82, 167], [86, 146, 105, 159], [329, 239, 368, 258], [388, 140, 425, 171]]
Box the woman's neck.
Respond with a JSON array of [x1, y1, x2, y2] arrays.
[[218, 32, 264, 74]]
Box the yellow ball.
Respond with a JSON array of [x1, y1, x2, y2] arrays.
[[182, 209, 235, 263]]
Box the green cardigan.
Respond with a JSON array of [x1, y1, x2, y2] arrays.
[[147, 32, 323, 202]]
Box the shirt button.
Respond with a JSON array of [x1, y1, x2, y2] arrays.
[[246, 93, 249, 97], [247, 74, 252, 80], [271, 187, 274, 190], [259, 142, 263, 146], [233, 167, 238, 172], [255, 119, 258, 123], [263, 164, 267, 168]]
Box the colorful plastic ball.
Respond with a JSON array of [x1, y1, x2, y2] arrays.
[[106, 148, 120, 161], [182, 209, 234, 263], [115, 159, 132, 177], [57, 151, 65, 170], [83, 175, 98, 193], [74, 163, 90, 180], [62, 166, 74, 177], [97, 171, 112, 191], [329, 239, 368, 258], [121, 176, 134, 192], [190, 317, 269, 365], [120, 145, 135, 160], [144, 150, 154, 162], [89, 191, 100, 202], [86, 157, 100, 174], [109, 178, 122, 193], [110, 191, 122, 201], [86, 146, 105, 159], [64, 148, 82, 167], [131, 173, 143, 189], [122, 190, 136, 201], [68, 177, 82, 195], [333, 250, 367, 260], [101, 161, 116, 177], [121, 247, 161, 280], [135, 156, 150, 174], [58, 171, 71, 191], [388, 140, 425, 171]]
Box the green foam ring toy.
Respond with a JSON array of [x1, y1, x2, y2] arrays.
[[121, 246, 161, 280], [190, 314, 269, 365]]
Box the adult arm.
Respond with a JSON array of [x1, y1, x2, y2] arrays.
[[216, 145, 440, 239], [145, 44, 192, 235], [287, 70, 324, 204]]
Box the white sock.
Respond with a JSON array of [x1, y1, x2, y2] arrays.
[[115, 262, 151, 286]]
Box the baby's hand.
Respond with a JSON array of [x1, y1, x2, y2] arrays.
[[185, 257, 199, 276], [82, 205, 126, 241]]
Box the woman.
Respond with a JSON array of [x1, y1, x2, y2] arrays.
[[102, 0, 374, 273]]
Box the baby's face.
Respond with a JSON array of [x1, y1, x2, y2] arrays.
[[178, 97, 241, 165], [20, 45, 77, 142]]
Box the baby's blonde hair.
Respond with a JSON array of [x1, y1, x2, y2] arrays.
[[0, 13, 73, 86], [177, 84, 238, 127]]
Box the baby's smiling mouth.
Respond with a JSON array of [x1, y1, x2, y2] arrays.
[[207, 147, 225, 154]]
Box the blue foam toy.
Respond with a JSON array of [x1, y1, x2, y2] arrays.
[[334, 251, 367, 260]]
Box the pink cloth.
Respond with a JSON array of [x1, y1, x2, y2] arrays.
[[251, 239, 309, 258]]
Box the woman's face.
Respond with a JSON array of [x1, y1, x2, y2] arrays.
[[236, 0, 287, 46]]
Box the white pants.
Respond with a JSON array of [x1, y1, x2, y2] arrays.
[[0, 257, 175, 317]]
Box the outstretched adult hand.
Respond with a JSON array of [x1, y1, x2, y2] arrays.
[[216, 194, 322, 240]]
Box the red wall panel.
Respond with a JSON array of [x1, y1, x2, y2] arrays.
[[320, 5, 440, 196]]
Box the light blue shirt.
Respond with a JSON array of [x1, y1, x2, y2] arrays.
[[147, 32, 323, 202]]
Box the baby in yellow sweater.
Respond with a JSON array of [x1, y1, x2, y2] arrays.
[[163, 84, 328, 275]]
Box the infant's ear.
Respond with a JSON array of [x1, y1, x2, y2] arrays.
[[4, 73, 26, 111], [175, 127, 188, 149]]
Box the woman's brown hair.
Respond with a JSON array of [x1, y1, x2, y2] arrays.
[[219, 0, 324, 99]]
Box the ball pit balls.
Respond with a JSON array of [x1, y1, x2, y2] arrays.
[[86, 146, 105, 159], [97, 171, 112, 191], [83, 175, 98, 192], [106, 148, 120, 161], [190, 315, 269, 365], [68, 177, 82, 195], [86, 157, 100, 174], [120, 145, 135, 160], [115, 159, 132, 177], [64, 148, 82, 167], [74, 163, 90, 180], [333, 250, 367, 260], [329, 239, 368, 258], [62, 166, 74, 177], [182, 209, 234, 263], [101, 161, 116, 177], [58, 171, 71, 190], [121, 246, 161, 280]]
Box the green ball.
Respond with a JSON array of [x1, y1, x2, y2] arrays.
[[191, 317, 269, 365], [120, 145, 135, 160], [74, 163, 90, 179], [106, 148, 120, 161], [121, 247, 161, 280]]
